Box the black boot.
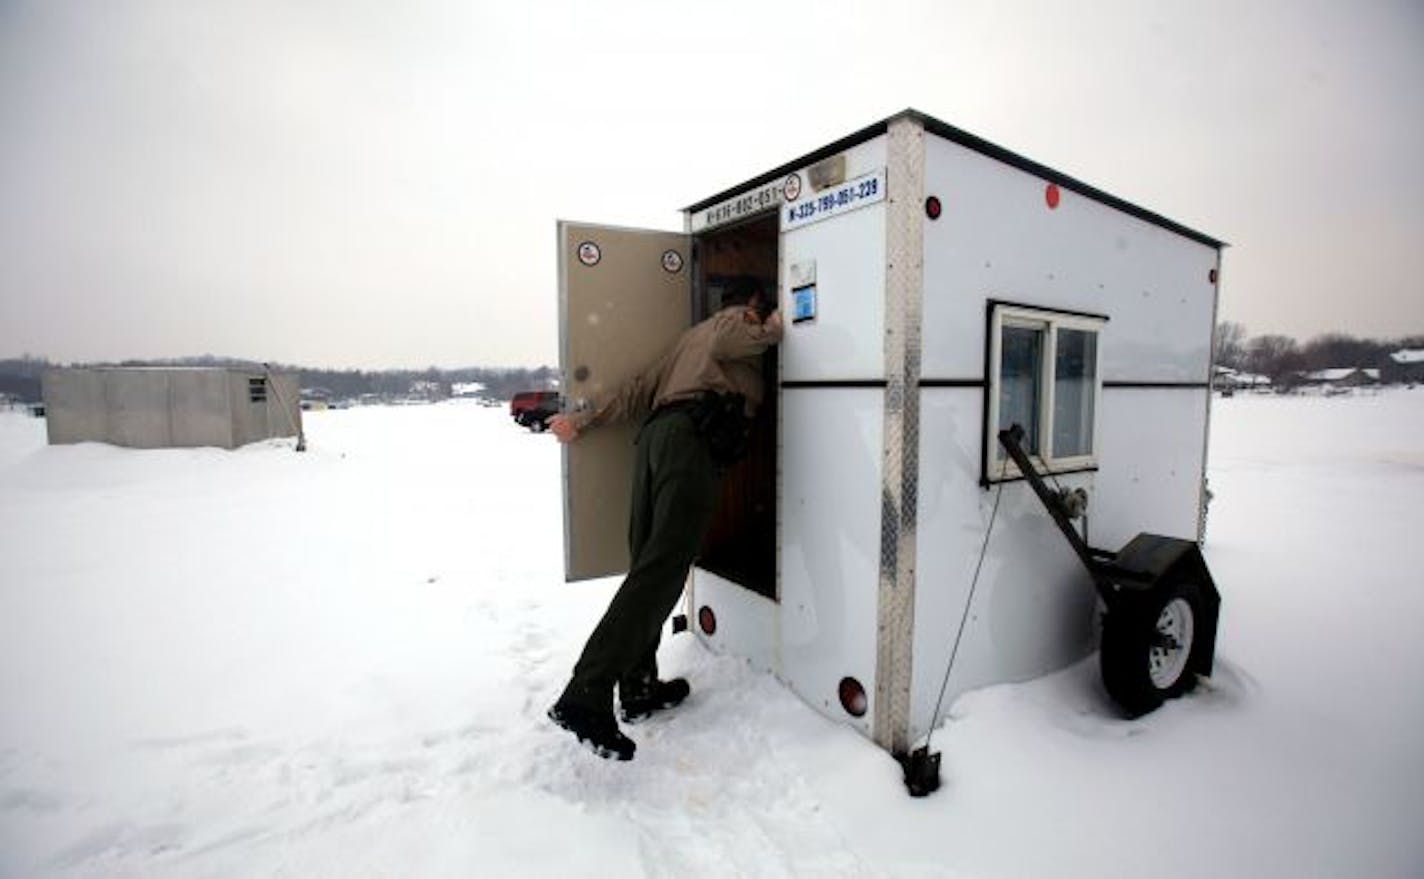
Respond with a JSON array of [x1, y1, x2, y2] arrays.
[[547, 700, 636, 761], [619, 677, 691, 723]]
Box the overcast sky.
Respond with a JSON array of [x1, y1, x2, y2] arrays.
[[2, 0, 1421, 369]]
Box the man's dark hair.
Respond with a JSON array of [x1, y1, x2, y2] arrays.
[[721, 275, 762, 307]]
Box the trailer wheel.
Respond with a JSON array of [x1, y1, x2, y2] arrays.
[[1100, 577, 1201, 717]]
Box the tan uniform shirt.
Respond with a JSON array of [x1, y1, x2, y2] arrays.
[[570, 305, 783, 431]]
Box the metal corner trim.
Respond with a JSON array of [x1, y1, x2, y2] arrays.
[[873, 116, 927, 754]]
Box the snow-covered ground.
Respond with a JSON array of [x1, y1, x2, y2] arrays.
[[1, 391, 1421, 877]]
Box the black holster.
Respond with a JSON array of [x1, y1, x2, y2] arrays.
[[687, 392, 751, 466]]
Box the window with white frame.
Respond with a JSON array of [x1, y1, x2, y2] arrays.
[[987, 304, 1105, 480]]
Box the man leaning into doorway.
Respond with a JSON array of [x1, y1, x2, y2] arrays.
[[546, 276, 783, 760]]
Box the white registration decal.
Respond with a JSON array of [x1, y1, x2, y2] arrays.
[[782, 168, 886, 231], [691, 180, 785, 233]]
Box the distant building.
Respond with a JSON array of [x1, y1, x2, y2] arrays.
[[1303, 367, 1380, 388], [451, 381, 486, 398], [43, 367, 302, 449], [1212, 366, 1271, 391], [300, 387, 333, 411], [1387, 349, 1424, 384], [408, 380, 445, 402]]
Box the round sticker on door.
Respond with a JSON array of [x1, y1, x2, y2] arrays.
[[661, 249, 684, 274], [576, 241, 601, 267], [782, 172, 802, 202]]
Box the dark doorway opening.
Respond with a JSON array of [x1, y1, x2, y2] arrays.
[[693, 212, 779, 600]]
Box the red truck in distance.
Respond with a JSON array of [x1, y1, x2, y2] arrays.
[[509, 390, 561, 432]]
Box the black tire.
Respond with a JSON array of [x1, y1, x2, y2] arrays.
[[1100, 575, 1202, 718], [530, 417, 548, 433]]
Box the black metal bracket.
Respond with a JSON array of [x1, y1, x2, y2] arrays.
[[997, 425, 1114, 599], [896, 746, 941, 797]]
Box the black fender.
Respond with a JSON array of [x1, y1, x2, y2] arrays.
[[1102, 533, 1221, 677]]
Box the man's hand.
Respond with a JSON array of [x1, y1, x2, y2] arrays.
[[548, 414, 580, 443]]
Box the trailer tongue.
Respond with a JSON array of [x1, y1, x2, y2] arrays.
[[997, 424, 1221, 718]]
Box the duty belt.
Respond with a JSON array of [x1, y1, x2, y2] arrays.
[[644, 397, 703, 425]]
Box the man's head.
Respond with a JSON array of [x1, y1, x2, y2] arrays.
[[721, 275, 763, 309]]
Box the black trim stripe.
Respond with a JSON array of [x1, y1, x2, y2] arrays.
[[781, 379, 886, 389], [1103, 381, 1210, 390], [982, 465, 1100, 488], [781, 379, 1204, 390], [682, 109, 1225, 250], [921, 379, 985, 388]]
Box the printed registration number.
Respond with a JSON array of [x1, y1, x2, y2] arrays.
[[782, 169, 887, 230]]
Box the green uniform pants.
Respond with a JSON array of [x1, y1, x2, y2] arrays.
[[561, 409, 717, 711]]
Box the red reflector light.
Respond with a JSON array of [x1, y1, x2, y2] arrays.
[[838, 677, 867, 717], [1045, 183, 1061, 209], [924, 195, 942, 220], [698, 605, 717, 635]]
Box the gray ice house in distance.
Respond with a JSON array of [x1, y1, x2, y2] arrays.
[[42, 367, 302, 450]]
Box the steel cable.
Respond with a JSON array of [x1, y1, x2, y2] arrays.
[[925, 458, 1008, 749]]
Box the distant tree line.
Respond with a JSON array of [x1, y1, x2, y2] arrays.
[[0, 355, 558, 404], [288, 363, 558, 401], [1214, 323, 1424, 386], [0, 355, 48, 403], [7, 326, 1422, 404]]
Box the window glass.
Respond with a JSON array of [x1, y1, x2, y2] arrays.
[[1052, 328, 1097, 458], [998, 324, 1043, 456], [988, 305, 1104, 480]]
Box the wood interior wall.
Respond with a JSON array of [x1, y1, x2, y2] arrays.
[[696, 213, 780, 600]]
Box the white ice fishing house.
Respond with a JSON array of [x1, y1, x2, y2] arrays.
[[557, 109, 1223, 784]]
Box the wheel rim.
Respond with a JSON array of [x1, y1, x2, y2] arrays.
[[1148, 597, 1195, 689]]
